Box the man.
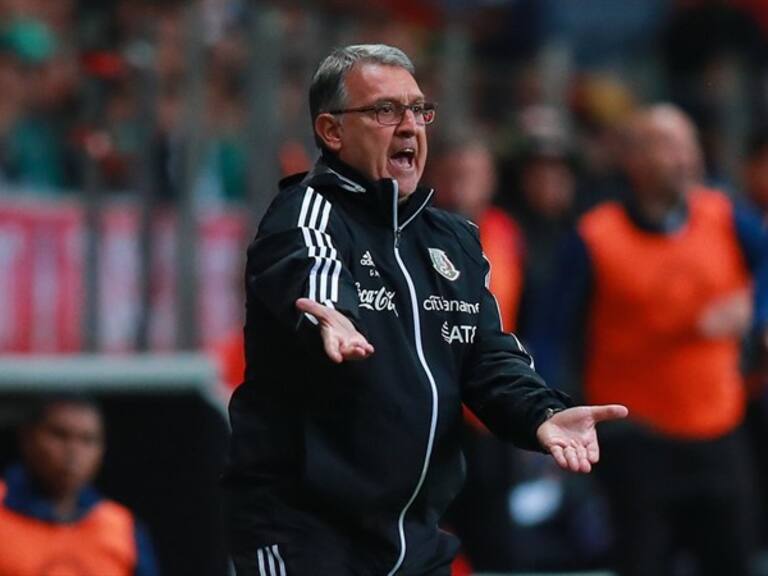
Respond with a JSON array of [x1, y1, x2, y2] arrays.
[[505, 122, 579, 367], [223, 44, 627, 576], [431, 135, 524, 333], [0, 394, 159, 576], [545, 104, 768, 576]]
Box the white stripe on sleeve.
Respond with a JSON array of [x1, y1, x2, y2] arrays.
[[272, 545, 287, 576], [257, 548, 267, 576], [308, 192, 324, 229], [329, 258, 342, 303], [265, 546, 278, 576], [297, 187, 343, 309], [318, 199, 332, 232]]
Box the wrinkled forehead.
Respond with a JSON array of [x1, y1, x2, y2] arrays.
[[344, 62, 424, 104]]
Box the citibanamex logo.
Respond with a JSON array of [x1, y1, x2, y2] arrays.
[[356, 283, 398, 316]]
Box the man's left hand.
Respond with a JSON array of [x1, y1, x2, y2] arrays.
[[536, 405, 628, 473]]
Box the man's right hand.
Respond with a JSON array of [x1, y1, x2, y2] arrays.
[[697, 289, 752, 339], [296, 298, 375, 363]]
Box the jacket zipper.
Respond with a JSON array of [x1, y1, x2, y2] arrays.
[[387, 181, 440, 576]]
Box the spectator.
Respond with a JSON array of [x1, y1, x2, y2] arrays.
[[569, 73, 637, 208], [662, 0, 768, 184], [500, 107, 579, 359], [431, 135, 524, 332], [0, 393, 159, 576], [545, 104, 768, 576], [0, 17, 75, 190]]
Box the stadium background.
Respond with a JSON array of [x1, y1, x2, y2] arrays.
[[1, 0, 767, 575]]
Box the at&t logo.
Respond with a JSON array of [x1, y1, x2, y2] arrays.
[[441, 321, 476, 344]]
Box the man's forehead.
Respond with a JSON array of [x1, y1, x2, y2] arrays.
[[637, 108, 695, 139], [43, 403, 102, 426], [345, 63, 424, 102]]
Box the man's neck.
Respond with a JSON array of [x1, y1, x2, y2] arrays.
[[626, 186, 689, 233], [52, 494, 79, 522], [637, 197, 678, 224]]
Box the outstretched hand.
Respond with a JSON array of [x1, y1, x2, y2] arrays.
[[536, 404, 628, 473], [697, 289, 752, 339], [296, 298, 374, 363]]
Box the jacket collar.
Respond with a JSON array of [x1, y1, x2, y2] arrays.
[[2, 463, 102, 524], [281, 152, 434, 231], [623, 193, 689, 234]]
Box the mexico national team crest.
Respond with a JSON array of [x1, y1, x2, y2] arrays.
[[428, 248, 461, 281]]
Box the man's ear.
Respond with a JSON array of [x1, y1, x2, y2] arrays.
[[315, 113, 342, 152]]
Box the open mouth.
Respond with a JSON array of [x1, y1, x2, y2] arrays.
[[390, 148, 416, 170]]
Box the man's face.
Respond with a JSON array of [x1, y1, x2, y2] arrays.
[[435, 145, 496, 219], [23, 403, 104, 498], [328, 63, 428, 199], [642, 122, 695, 194], [624, 108, 702, 203], [522, 157, 575, 221]]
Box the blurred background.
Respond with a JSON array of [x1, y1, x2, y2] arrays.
[[2, 0, 768, 575]]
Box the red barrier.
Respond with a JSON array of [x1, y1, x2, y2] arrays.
[[0, 198, 250, 354]]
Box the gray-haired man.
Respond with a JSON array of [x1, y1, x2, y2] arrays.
[[222, 44, 627, 576]]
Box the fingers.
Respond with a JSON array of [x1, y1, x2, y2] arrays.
[[296, 298, 375, 363], [590, 404, 629, 423], [586, 440, 600, 464], [564, 446, 580, 472], [550, 443, 592, 473], [550, 445, 568, 469], [573, 443, 591, 473], [324, 337, 375, 364], [296, 297, 329, 319], [339, 340, 375, 360]]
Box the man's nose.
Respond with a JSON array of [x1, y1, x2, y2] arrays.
[[395, 107, 418, 135]]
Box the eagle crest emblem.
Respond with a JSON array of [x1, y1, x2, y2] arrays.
[[428, 248, 460, 281]]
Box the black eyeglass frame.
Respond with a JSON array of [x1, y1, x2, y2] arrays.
[[327, 101, 437, 126]]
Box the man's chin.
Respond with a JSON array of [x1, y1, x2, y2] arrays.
[[395, 177, 419, 199]]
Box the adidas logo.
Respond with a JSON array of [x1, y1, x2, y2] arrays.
[[360, 251, 375, 267]]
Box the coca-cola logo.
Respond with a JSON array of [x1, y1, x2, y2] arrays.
[[356, 282, 398, 316]]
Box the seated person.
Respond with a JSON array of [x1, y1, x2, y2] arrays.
[[0, 393, 159, 576]]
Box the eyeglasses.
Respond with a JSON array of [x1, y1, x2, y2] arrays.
[[328, 101, 437, 126]]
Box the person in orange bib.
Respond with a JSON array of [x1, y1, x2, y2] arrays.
[[543, 104, 768, 576], [0, 394, 159, 576]]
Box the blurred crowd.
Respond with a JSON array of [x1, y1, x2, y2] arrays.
[[4, 0, 768, 575], [0, 0, 762, 201], [0, 0, 252, 200], [0, 0, 764, 201]]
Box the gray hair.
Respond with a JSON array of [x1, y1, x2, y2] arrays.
[[309, 44, 415, 147]]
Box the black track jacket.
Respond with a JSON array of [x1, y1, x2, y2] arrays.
[[224, 153, 571, 576]]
